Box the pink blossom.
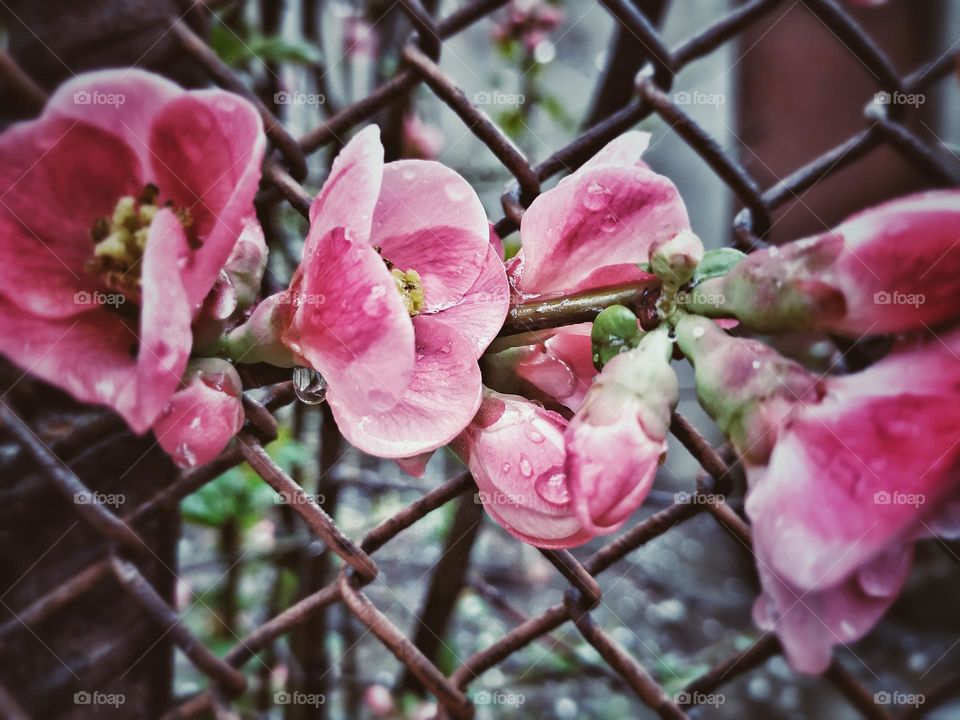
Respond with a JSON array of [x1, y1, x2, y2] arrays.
[[152, 358, 245, 468], [492, 0, 565, 52], [455, 389, 592, 548], [507, 131, 689, 298], [0, 69, 264, 433], [688, 191, 960, 335], [677, 315, 960, 672], [401, 113, 445, 160], [279, 126, 509, 458], [565, 327, 678, 535]]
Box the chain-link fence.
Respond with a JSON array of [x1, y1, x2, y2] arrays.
[[1, 0, 958, 718]]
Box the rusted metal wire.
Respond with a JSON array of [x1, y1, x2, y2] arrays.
[[1, 0, 958, 717]]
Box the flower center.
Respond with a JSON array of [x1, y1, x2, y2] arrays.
[[85, 183, 192, 304], [391, 268, 425, 316]]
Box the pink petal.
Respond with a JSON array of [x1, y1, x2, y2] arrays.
[[753, 544, 912, 674], [562, 263, 656, 295], [579, 130, 651, 170], [285, 227, 416, 417], [148, 89, 265, 308], [307, 125, 384, 252], [373, 160, 490, 310], [153, 359, 245, 468], [0, 119, 142, 318], [44, 69, 182, 172], [515, 324, 595, 412], [395, 452, 434, 477], [458, 390, 593, 549], [427, 244, 509, 358], [328, 315, 483, 457], [516, 164, 689, 294]]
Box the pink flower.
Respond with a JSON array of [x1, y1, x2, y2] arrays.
[[565, 327, 678, 534], [0, 70, 264, 433], [688, 191, 960, 335], [507, 131, 689, 298], [279, 126, 509, 457], [455, 389, 592, 548], [492, 0, 565, 52], [401, 113, 445, 161], [152, 359, 245, 468], [677, 315, 960, 672]]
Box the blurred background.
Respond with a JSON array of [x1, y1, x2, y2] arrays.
[[1, 1, 959, 718]]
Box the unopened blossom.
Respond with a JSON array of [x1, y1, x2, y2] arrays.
[[455, 389, 593, 548], [0, 70, 264, 436], [686, 191, 960, 335], [152, 358, 245, 468], [677, 314, 960, 672], [565, 327, 678, 534], [244, 126, 508, 458]]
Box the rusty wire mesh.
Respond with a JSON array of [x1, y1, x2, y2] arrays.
[[1, 0, 958, 718]]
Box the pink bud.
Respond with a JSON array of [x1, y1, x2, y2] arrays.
[[565, 327, 678, 534]]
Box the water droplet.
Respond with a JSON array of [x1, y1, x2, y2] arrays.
[[751, 360, 761, 369], [363, 284, 386, 316], [501, 461, 512, 474], [581, 180, 611, 211], [292, 366, 328, 404], [402, 169, 416, 181], [526, 427, 545, 443], [440, 342, 452, 354], [535, 466, 569, 505], [174, 442, 198, 468], [692, 326, 705, 339], [519, 455, 533, 478], [444, 182, 468, 202], [600, 213, 619, 233]]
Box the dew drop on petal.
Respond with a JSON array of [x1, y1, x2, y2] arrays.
[[692, 326, 705, 339], [293, 366, 328, 404], [444, 181, 469, 202], [174, 442, 198, 468], [581, 180, 611, 211], [501, 461, 512, 474], [534, 466, 569, 505], [363, 284, 387, 316], [519, 455, 533, 478], [600, 213, 619, 233]]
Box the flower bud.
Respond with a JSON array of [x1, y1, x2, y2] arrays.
[[649, 229, 704, 290], [565, 327, 678, 534], [590, 304, 641, 369]]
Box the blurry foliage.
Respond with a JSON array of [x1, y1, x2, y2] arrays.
[[210, 19, 323, 68]]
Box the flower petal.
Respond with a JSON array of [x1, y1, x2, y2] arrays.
[[0, 119, 142, 318], [148, 88, 265, 308], [579, 130, 651, 170], [516, 164, 689, 294], [328, 315, 482, 457], [286, 227, 415, 417], [373, 160, 489, 309], [427, 243, 509, 358]]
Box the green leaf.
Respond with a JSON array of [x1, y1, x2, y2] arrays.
[[693, 247, 745, 284], [210, 22, 323, 67]]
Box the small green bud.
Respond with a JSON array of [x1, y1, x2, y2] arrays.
[[591, 304, 641, 370], [649, 229, 704, 290]]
